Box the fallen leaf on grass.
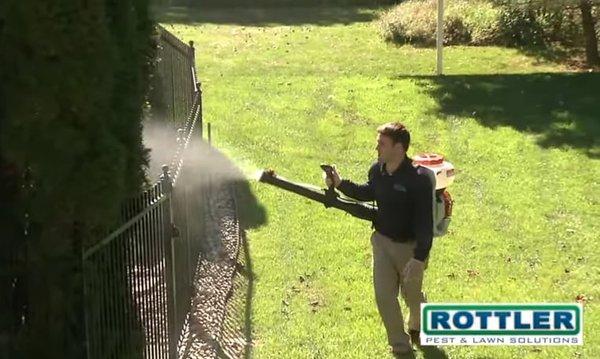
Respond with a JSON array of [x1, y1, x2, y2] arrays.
[[575, 294, 587, 305], [467, 269, 480, 277]]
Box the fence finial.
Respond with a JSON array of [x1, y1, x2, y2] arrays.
[[176, 128, 185, 144], [160, 165, 172, 194]]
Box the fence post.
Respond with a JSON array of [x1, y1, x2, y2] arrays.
[[197, 81, 203, 138], [436, 0, 444, 76], [189, 40, 203, 139], [207, 122, 212, 145], [170, 48, 177, 123], [160, 165, 178, 359], [189, 41, 196, 99]]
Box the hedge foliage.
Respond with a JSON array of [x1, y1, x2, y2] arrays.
[[379, 0, 590, 48], [0, 0, 154, 356]]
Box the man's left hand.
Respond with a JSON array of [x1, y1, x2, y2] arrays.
[[403, 258, 425, 283]]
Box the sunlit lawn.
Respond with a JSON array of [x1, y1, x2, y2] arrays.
[[162, 6, 599, 358]]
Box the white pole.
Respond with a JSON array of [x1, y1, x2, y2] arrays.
[[437, 0, 444, 76]]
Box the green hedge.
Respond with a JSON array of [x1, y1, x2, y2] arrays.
[[0, 0, 154, 357]]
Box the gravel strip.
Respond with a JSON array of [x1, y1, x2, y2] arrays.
[[178, 182, 250, 359]]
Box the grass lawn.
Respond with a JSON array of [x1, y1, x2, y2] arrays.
[[160, 6, 599, 358]]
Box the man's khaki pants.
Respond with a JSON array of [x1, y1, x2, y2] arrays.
[[370, 231, 427, 348]]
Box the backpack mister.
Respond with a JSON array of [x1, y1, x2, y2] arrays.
[[412, 153, 455, 237]]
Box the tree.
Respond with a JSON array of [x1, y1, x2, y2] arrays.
[[493, 0, 600, 67], [580, 0, 600, 66]]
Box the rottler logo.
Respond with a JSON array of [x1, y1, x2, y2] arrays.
[[421, 304, 583, 346]]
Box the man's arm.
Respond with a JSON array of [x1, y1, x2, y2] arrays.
[[412, 171, 434, 261], [335, 163, 377, 202]]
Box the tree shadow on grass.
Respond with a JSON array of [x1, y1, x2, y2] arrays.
[[156, 5, 379, 27], [233, 179, 267, 231], [517, 45, 587, 69], [396, 72, 600, 158]]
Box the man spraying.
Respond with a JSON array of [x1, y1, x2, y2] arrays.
[[325, 122, 433, 356]]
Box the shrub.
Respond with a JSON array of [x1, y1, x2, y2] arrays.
[[444, 14, 471, 45], [498, 5, 546, 46], [449, 0, 502, 45], [379, 0, 502, 46], [493, 1, 583, 47], [378, 0, 588, 48], [379, 0, 437, 45]]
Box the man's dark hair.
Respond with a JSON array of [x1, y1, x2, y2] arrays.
[[377, 122, 410, 151]]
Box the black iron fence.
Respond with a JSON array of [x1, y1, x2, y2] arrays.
[[82, 54, 204, 358], [150, 25, 199, 129]]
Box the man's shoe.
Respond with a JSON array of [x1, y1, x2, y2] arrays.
[[391, 343, 413, 355], [409, 329, 420, 347]]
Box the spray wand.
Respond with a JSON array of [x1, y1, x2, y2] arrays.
[[258, 166, 376, 221]]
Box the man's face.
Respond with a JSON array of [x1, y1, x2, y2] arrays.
[[376, 133, 405, 163]]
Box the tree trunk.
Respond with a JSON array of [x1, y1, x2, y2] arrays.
[[580, 0, 600, 66]]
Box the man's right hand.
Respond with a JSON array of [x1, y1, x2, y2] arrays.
[[323, 165, 342, 188]]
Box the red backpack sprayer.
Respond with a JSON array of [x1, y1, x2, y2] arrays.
[[258, 153, 455, 236]]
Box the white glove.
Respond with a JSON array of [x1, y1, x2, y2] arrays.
[[403, 258, 425, 284]]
